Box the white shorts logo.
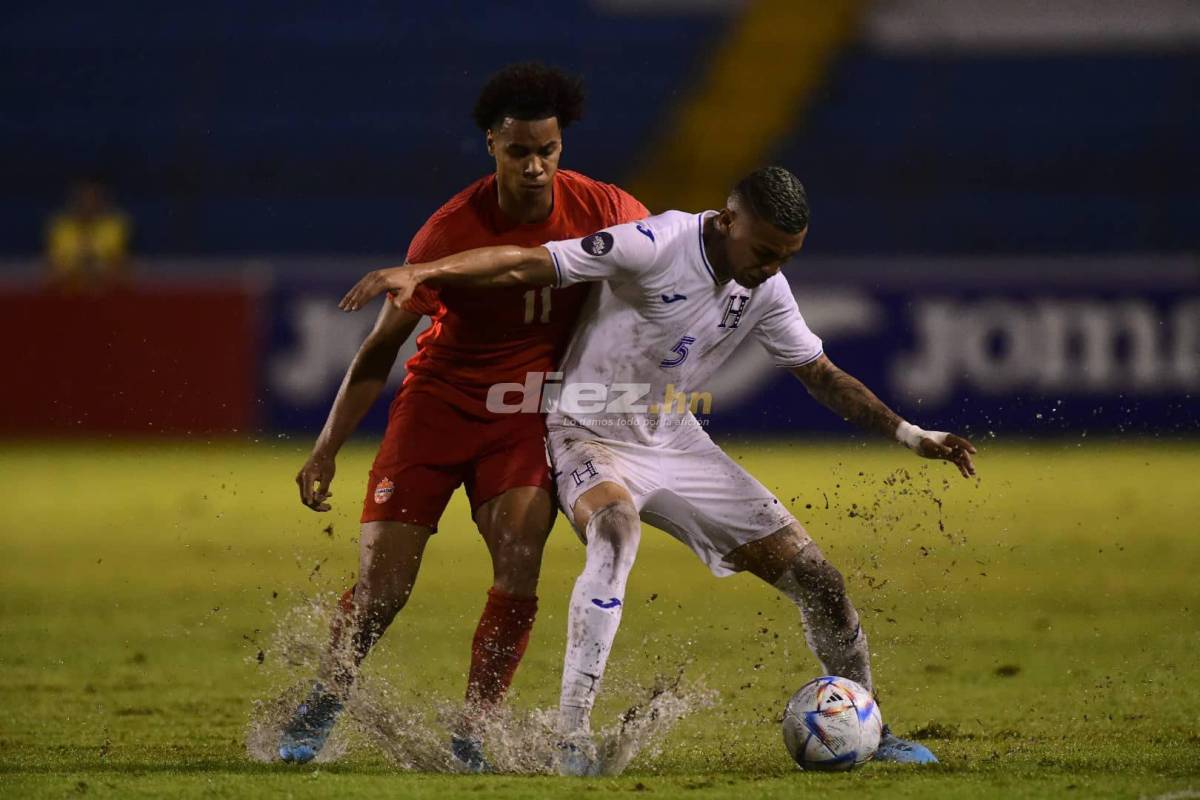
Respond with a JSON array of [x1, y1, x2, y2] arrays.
[[570, 460, 599, 486]]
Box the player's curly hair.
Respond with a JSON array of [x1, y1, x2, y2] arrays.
[[731, 166, 810, 234], [473, 62, 586, 132]]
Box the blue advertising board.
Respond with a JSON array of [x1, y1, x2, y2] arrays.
[[261, 256, 1200, 439]]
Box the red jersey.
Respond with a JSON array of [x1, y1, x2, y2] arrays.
[[399, 170, 648, 414]]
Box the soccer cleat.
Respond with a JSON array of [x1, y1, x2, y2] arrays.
[[557, 737, 600, 777], [874, 725, 939, 764], [450, 734, 491, 773], [277, 683, 344, 764]]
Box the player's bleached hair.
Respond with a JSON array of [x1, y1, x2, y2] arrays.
[[731, 166, 810, 234], [473, 62, 586, 132]]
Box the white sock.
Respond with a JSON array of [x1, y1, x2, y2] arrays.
[[558, 502, 641, 736], [774, 569, 873, 692]]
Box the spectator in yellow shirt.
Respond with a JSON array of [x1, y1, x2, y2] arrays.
[[45, 180, 131, 290]]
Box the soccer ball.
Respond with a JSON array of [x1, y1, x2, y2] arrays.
[[782, 675, 882, 770]]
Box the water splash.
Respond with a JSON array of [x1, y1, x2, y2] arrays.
[[344, 674, 460, 771], [245, 679, 353, 764], [245, 593, 357, 764], [246, 594, 717, 774], [344, 669, 716, 774], [592, 675, 719, 776]]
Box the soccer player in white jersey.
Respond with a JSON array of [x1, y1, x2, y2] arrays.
[[340, 166, 977, 772]]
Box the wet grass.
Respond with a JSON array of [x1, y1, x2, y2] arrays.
[[1, 438, 1198, 798]]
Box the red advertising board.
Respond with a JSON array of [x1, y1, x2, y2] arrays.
[[0, 284, 259, 435]]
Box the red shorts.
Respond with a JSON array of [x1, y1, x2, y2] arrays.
[[361, 383, 553, 530]]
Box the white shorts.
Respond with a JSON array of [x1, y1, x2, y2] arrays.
[[547, 425, 803, 577]]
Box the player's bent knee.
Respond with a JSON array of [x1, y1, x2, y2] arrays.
[[585, 502, 640, 547], [583, 501, 641, 579], [477, 495, 555, 553], [571, 481, 636, 529], [730, 523, 813, 582], [791, 556, 846, 600], [490, 523, 550, 557]]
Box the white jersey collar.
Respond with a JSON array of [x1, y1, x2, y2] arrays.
[[696, 211, 724, 286]]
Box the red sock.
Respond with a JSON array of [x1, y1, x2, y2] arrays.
[[329, 585, 356, 643], [465, 588, 538, 710], [338, 585, 356, 615]]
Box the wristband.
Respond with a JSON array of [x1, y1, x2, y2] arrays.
[[896, 421, 948, 450]]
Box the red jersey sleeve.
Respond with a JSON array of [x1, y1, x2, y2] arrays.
[[399, 218, 451, 316], [605, 184, 650, 226], [400, 283, 441, 317]]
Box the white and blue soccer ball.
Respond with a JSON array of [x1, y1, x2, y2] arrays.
[[782, 675, 882, 770]]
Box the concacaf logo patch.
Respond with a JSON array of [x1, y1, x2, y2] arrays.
[[581, 231, 614, 256], [373, 477, 395, 504]]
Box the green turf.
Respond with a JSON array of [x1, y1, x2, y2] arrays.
[[2, 439, 1198, 798]]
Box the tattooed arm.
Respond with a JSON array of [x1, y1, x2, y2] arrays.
[[791, 354, 977, 477], [792, 354, 902, 438]]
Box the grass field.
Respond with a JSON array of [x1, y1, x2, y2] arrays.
[[2, 438, 1198, 798]]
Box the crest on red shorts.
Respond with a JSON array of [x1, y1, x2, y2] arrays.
[[373, 477, 394, 504]]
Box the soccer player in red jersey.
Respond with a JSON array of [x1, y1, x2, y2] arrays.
[[277, 63, 648, 769]]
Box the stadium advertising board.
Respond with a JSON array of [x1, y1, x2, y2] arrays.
[[0, 283, 259, 436], [264, 256, 1199, 438]]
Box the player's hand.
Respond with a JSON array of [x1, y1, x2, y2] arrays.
[[296, 451, 336, 511], [916, 432, 977, 478], [338, 267, 418, 312]]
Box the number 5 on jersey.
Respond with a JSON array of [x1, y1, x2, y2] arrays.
[[523, 287, 552, 324], [661, 336, 696, 368]]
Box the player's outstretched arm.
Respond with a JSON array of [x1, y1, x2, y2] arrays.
[[296, 301, 421, 511], [791, 354, 977, 477], [338, 246, 556, 312]]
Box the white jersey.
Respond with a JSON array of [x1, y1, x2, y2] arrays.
[[543, 210, 823, 446]]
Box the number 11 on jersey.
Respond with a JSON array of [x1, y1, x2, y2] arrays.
[[523, 287, 552, 324]]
